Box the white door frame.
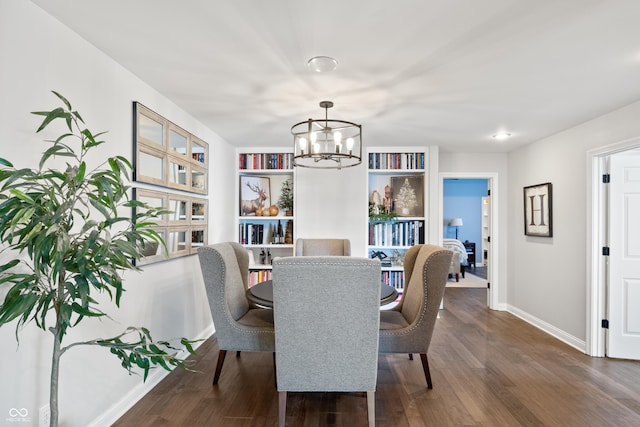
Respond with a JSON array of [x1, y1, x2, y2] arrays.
[[587, 137, 640, 356], [439, 172, 499, 310]]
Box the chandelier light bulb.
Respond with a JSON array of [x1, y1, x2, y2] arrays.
[[334, 131, 342, 144], [346, 137, 354, 150], [298, 137, 307, 155], [310, 131, 317, 144]]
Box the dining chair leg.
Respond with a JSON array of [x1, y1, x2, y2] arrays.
[[408, 353, 413, 360], [273, 352, 277, 389], [420, 353, 433, 389], [212, 349, 228, 385], [367, 391, 375, 426], [278, 391, 287, 427], [236, 351, 241, 357]]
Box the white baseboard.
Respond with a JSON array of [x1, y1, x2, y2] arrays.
[[88, 324, 215, 427], [506, 304, 586, 353]]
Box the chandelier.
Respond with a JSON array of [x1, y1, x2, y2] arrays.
[[291, 101, 362, 169]]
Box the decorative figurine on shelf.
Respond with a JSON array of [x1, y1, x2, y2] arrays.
[[370, 190, 381, 215], [382, 185, 393, 213], [284, 220, 293, 244], [370, 250, 388, 260]]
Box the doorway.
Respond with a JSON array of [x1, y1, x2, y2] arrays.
[[588, 137, 640, 358], [439, 172, 499, 310]]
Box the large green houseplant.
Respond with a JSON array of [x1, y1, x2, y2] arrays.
[[0, 92, 196, 426]]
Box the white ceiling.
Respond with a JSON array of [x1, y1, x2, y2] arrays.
[[32, 0, 640, 153]]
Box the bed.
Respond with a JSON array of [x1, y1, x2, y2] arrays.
[[442, 239, 468, 281]]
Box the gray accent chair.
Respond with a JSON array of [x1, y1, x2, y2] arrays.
[[197, 242, 275, 385], [272, 256, 381, 427], [294, 238, 351, 256], [378, 244, 453, 389]]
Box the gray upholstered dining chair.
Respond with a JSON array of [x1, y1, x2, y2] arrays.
[[294, 238, 351, 256], [197, 242, 275, 385], [272, 256, 381, 427], [378, 244, 452, 389]]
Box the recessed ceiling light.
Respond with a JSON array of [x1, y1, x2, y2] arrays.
[[492, 132, 512, 140], [307, 56, 338, 73]]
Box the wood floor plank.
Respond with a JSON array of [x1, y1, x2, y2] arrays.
[[114, 288, 640, 427]]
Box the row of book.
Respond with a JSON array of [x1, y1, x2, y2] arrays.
[[239, 153, 293, 170], [192, 152, 205, 163], [240, 223, 266, 245], [368, 220, 424, 246], [368, 152, 424, 170], [239, 222, 289, 245], [381, 271, 405, 291], [249, 270, 271, 286]]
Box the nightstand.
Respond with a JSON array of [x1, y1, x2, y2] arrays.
[[463, 241, 476, 269]]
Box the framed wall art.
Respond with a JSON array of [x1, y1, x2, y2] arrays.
[[239, 175, 271, 216], [523, 182, 553, 237], [390, 175, 424, 217]]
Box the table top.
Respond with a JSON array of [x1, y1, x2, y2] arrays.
[[246, 280, 399, 308]]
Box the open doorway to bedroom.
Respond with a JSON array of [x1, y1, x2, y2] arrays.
[[443, 178, 489, 288], [439, 173, 498, 310]]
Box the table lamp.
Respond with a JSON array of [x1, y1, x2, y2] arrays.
[[449, 218, 463, 239]]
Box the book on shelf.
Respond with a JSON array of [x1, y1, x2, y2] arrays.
[[239, 223, 265, 245], [238, 153, 293, 170], [381, 270, 405, 290], [368, 220, 424, 246], [249, 269, 271, 286], [368, 152, 424, 170]]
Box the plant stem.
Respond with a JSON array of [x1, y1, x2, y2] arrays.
[[50, 268, 66, 427], [50, 331, 61, 427]]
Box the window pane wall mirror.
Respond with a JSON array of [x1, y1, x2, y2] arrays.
[[133, 188, 208, 265], [133, 102, 209, 195]]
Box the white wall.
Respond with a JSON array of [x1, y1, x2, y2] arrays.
[[507, 100, 640, 349], [296, 165, 368, 256], [0, 1, 235, 425]]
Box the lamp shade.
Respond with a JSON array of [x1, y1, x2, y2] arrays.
[[449, 218, 463, 227]]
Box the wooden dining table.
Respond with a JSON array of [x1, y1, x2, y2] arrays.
[[246, 280, 399, 308]]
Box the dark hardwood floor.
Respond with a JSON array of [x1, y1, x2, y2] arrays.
[[467, 265, 487, 279], [114, 289, 640, 426]]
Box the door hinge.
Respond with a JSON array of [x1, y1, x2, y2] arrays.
[[487, 282, 490, 289], [487, 189, 491, 196], [602, 174, 610, 183], [487, 236, 490, 243], [602, 319, 609, 329], [602, 247, 610, 256]]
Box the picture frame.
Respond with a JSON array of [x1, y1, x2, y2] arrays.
[[523, 182, 553, 237], [390, 175, 424, 217], [240, 175, 271, 216]]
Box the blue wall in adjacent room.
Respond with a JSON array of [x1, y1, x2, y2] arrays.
[[443, 179, 488, 247]]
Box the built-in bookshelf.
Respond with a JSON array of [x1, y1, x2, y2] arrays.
[[367, 148, 427, 294], [237, 148, 294, 286]]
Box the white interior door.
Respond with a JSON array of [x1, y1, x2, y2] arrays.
[[607, 152, 640, 359]]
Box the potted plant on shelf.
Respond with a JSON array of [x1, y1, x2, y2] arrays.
[[278, 178, 294, 216], [0, 92, 197, 427]]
